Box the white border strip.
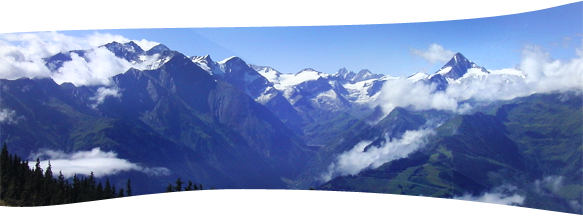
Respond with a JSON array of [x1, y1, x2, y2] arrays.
[[0, 0, 580, 33]]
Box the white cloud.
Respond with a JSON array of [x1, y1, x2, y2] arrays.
[[0, 108, 17, 124], [132, 39, 161, 51], [534, 175, 565, 193], [86, 32, 132, 48], [398, 193, 528, 215], [373, 78, 459, 116], [443, 71, 531, 102], [86, 32, 159, 51], [0, 39, 53, 80], [455, 184, 525, 206], [28, 147, 170, 179], [319, 128, 436, 182], [0, 32, 81, 57], [446, 45, 583, 102], [375, 45, 583, 118], [89, 86, 122, 108], [0, 31, 160, 86], [52, 48, 132, 86], [411, 43, 456, 64]]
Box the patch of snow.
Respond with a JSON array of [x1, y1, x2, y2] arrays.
[[191, 55, 217, 74], [315, 89, 338, 100], [276, 70, 324, 90], [343, 78, 380, 104], [218, 56, 238, 64], [436, 66, 452, 75], [255, 87, 277, 104], [196, 62, 212, 73], [255, 67, 280, 84], [407, 72, 429, 82], [452, 67, 491, 84], [147, 56, 172, 70], [343, 79, 374, 90], [379, 75, 399, 81], [125, 45, 136, 53]]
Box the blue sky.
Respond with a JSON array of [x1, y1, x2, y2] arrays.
[[21, 1, 583, 77]]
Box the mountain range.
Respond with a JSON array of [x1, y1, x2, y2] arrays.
[[0, 41, 580, 214]]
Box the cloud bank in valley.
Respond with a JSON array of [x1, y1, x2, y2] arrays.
[[454, 184, 525, 206], [375, 44, 583, 116], [397, 192, 528, 215], [374, 78, 460, 114], [319, 128, 436, 182], [0, 31, 160, 86], [28, 147, 170, 179]]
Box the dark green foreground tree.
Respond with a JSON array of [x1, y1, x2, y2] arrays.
[[0, 144, 132, 206], [300, 188, 320, 207], [0, 143, 229, 207]]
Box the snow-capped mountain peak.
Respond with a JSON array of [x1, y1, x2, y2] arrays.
[[145, 43, 171, 55], [218, 56, 245, 64], [101, 41, 145, 56], [335, 67, 355, 79], [336, 67, 349, 75], [334, 68, 384, 83], [191, 54, 215, 67], [431, 52, 489, 81], [297, 68, 321, 74], [124, 41, 142, 53], [216, 56, 253, 77], [352, 69, 383, 82], [251, 65, 282, 84]]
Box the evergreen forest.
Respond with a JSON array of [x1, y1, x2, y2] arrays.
[[0, 143, 205, 206]]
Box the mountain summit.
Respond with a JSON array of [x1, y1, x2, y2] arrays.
[[434, 52, 489, 80], [425, 52, 490, 91], [101, 41, 145, 61]]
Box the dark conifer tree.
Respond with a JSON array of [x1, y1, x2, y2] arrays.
[[42, 161, 54, 205], [44, 160, 52, 179], [126, 179, 132, 197], [0, 143, 9, 199], [57, 171, 65, 188], [95, 182, 104, 201], [104, 178, 112, 199], [115, 188, 128, 207], [0, 145, 135, 206], [109, 184, 119, 206]]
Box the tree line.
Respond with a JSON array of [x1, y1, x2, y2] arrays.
[[0, 143, 229, 207]]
